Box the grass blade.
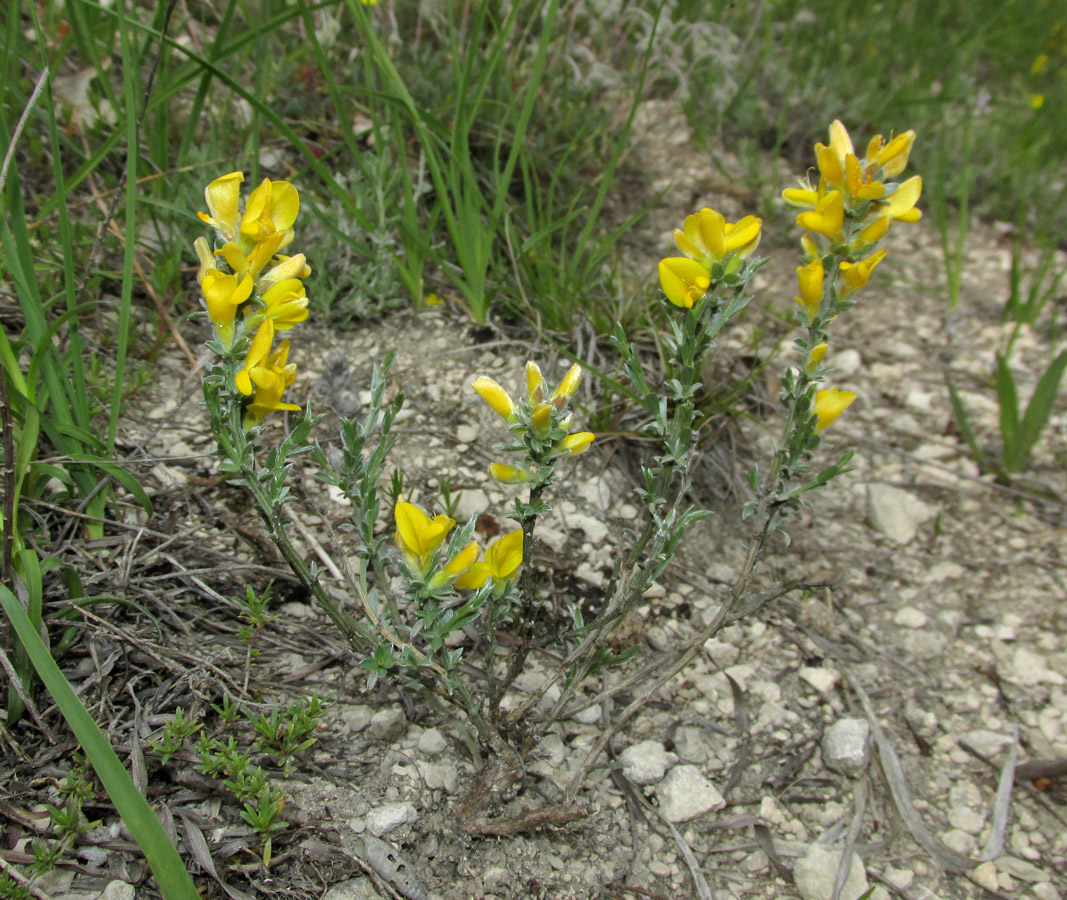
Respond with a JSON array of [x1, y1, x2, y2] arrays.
[[0, 580, 199, 900]]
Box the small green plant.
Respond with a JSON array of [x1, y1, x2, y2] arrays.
[[249, 695, 327, 772], [0, 873, 33, 900], [31, 755, 100, 874], [191, 117, 920, 832], [948, 233, 1066, 484], [149, 707, 203, 766]]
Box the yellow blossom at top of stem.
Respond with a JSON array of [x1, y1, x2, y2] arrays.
[[795, 259, 825, 319], [217, 232, 286, 281], [472, 376, 517, 422], [394, 501, 456, 567], [796, 190, 845, 243], [197, 171, 245, 241], [659, 257, 712, 309], [866, 129, 916, 178], [244, 340, 300, 426], [454, 530, 524, 589], [877, 176, 923, 223], [550, 363, 583, 403], [526, 361, 545, 404], [236, 320, 275, 396], [530, 402, 552, 440], [839, 249, 887, 293], [261, 278, 310, 330], [813, 387, 857, 432], [200, 270, 254, 347], [240, 178, 300, 245], [673, 207, 762, 265], [555, 431, 595, 457]]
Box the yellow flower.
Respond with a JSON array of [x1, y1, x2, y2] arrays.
[[261, 254, 311, 285], [795, 259, 825, 319], [659, 257, 712, 309], [806, 342, 829, 374], [236, 320, 275, 396], [673, 208, 762, 267], [240, 178, 300, 245], [851, 216, 891, 251], [1029, 94, 1045, 110], [526, 361, 545, 404], [472, 376, 517, 422], [840, 249, 887, 293], [813, 387, 856, 432], [425, 292, 444, 306], [878, 175, 922, 222], [489, 463, 532, 484], [866, 130, 916, 178], [216, 232, 286, 281], [394, 501, 456, 570], [454, 530, 524, 589], [555, 432, 595, 456], [201, 270, 254, 347], [796, 190, 845, 242], [261, 278, 310, 330], [550, 363, 583, 402], [194, 236, 216, 282], [244, 340, 300, 426], [197, 171, 245, 241]]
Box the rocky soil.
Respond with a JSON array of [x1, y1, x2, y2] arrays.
[[6, 103, 1066, 900]]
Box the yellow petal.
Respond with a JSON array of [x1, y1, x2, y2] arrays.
[[394, 501, 430, 557], [200, 171, 244, 238], [551, 364, 582, 401], [783, 187, 819, 208], [472, 376, 516, 421], [531, 402, 552, 439], [828, 120, 855, 161], [814, 387, 857, 432], [556, 431, 595, 456], [445, 541, 480, 576], [454, 562, 490, 590], [874, 130, 916, 177], [816, 143, 844, 187], [658, 257, 712, 309], [487, 530, 524, 580], [489, 462, 531, 483], [525, 361, 544, 404], [882, 176, 922, 220], [724, 215, 762, 256]]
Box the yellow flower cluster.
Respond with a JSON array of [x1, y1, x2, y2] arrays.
[[393, 500, 522, 590], [784, 120, 924, 433], [472, 362, 594, 482], [658, 208, 763, 308], [194, 172, 311, 427]]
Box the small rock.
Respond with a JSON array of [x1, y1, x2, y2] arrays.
[[948, 806, 986, 835], [417, 728, 447, 755], [368, 708, 406, 741], [100, 882, 136, 900], [1034, 883, 1062, 900], [1010, 646, 1066, 686], [366, 802, 417, 836], [821, 718, 870, 778], [799, 666, 839, 693], [961, 729, 1013, 757], [655, 765, 725, 822], [894, 606, 929, 628], [882, 867, 914, 890], [793, 845, 868, 900], [834, 348, 863, 376], [572, 704, 601, 725], [940, 828, 977, 855], [997, 856, 1049, 883], [866, 483, 937, 544], [619, 740, 671, 785], [971, 862, 1000, 892], [322, 878, 386, 900], [417, 761, 458, 793], [456, 424, 479, 443]]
